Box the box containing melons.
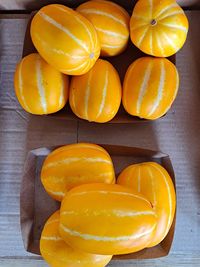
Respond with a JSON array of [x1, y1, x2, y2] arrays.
[[20, 143, 176, 265], [13, 0, 189, 123]]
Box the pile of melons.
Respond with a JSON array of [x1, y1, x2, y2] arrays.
[[14, 0, 188, 122], [40, 143, 176, 267]]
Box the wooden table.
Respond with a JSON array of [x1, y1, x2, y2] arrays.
[[1, 11, 200, 266]]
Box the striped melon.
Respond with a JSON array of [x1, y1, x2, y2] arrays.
[[14, 53, 69, 115], [77, 0, 130, 57], [69, 59, 121, 123], [59, 183, 157, 255], [117, 162, 176, 247], [122, 57, 179, 120], [31, 4, 100, 75], [40, 210, 112, 267], [41, 143, 115, 201], [130, 0, 189, 57]]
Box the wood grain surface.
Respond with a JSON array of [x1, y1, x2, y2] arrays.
[[0, 10, 200, 266]]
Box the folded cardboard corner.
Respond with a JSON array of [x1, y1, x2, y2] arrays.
[[20, 144, 176, 260]]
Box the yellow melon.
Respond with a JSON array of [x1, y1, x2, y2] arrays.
[[31, 4, 100, 75], [40, 210, 112, 267], [69, 59, 121, 123], [41, 143, 115, 201], [130, 0, 189, 57], [14, 53, 69, 115], [117, 162, 176, 247], [59, 183, 157, 255], [77, 0, 130, 56], [122, 57, 179, 120]]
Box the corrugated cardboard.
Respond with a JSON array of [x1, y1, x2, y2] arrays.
[[22, 10, 175, 123], [20, 144, 176, 259]]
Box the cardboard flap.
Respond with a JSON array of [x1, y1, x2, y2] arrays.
[[20, 151, 37, 253], [20, 149, 60, 254], [20, 144, 176, 259]]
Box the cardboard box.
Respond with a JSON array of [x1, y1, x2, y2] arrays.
[[22, 9, 175, 123], [20, 144, 176, 259]]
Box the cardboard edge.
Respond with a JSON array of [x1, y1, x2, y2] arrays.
[[159, 156, 177, 255], [24, 144, 170, 159], [20, 151, 37, 252], [20, 147, 60, 254]]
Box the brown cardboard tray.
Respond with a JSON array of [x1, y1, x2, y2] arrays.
[[20, 144, 176, 259], [22, 9, 176, 124]]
